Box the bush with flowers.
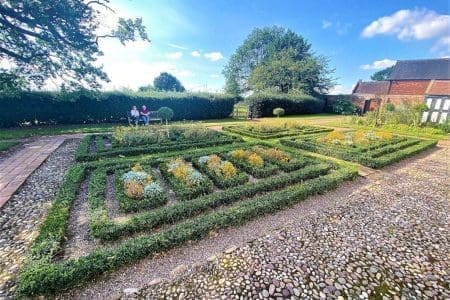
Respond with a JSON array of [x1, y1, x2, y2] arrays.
[[227, 149, 278, 178], [195, 154, 248, 188], [117, 163, 167, 212], [162, 157, 213, 200]]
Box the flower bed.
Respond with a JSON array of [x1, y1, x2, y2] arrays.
[[160, 157, 213, 200], [193, 154, 249, 188], [281, 130, 437, 168], [223, 123, 332, 139], [16, 142, 358, 297], [75, 126, 242, 161], [115, 164, 167, 212], [224, 149, 278, 178]]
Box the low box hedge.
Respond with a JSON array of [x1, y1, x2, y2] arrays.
[[17, 166, 357, 296]]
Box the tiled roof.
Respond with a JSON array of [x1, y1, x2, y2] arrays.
[[390, 58, 450, 80], [352, 81, 390, 94]]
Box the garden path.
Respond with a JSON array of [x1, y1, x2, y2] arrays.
[[0, 135, 82, 208]]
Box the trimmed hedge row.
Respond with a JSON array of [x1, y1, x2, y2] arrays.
[[17, 166, 357, 296], [0, 91, 239, 127], [281, 137, 437, 168], [75, 134, 242, 161], [223, 125, 332, 139], [246, 93, 324, 118]]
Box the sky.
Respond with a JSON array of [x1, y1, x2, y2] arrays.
[[97, 0, 450, 94]]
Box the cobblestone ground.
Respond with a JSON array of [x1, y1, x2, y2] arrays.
[[0, 140, 79, 298], [137, 145, 449, 299]]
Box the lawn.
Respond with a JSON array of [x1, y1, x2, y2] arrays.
[[0, 140, 20, 152]]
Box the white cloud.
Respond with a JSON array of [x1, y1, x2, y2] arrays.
[[204, 52, 224, 61], [191, 50, 201, 57], [362, 8, 450, 41], [360, 59, 397, 70], [327, 84, 355, 95], [166, 51, 183, 60], [168, 43, 187, 50], [322, 20, 332, 29]]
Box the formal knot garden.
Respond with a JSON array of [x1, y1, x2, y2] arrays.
[[11, 119, 440, 297]]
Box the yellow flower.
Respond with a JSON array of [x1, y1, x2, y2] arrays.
[[231, 149, 247, 160], [247, 153, 264, 168], [124, 180, 144, 199], [131, 163, 143, 172], [220, 161, 237, 178], [207, 154, 222, 171]]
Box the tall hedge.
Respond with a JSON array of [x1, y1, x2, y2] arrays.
[[246, 92, 324, 118], [0, 91, 239, 127]]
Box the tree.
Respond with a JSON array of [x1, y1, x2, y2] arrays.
[[138, 84, 156, 92], [249, 48, 333, 94], [371, 66, 393, 81], [0, 0, 149, 90], [153, 72, 185, 92], [157, 106, 174, 125], [0, 72, 26, 93], [223, 26, 333, 94]]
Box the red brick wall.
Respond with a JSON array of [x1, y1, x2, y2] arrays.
[[389, 80, 430, 95], [384, 95, 423, 106], [427, 80, 450, 95]]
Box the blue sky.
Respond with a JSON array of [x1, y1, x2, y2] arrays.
[[98, 0, 450, 93]]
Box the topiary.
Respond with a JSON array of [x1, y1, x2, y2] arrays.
[[273, 107, 285, 118], [157, 107, 174, 125]]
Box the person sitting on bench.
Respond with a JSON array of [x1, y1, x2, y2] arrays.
[[130, 106, 140, 125], [140, 105, 150, 125]]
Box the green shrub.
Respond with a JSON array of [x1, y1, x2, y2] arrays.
[[332, 97, 358, 115], [157, 106, 174, 124], [0, 91, 239, 127], [246, 92, 324, 118], [273, 107, 285, 118]]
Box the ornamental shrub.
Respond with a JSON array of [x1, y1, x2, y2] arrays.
[[157, 106, 174, 124], [273, 107, 285, 118]]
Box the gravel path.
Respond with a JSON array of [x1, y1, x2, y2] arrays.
[[135, 145, 449, 299], [63, 176, 99, 260], [0, 139, 80, 298]]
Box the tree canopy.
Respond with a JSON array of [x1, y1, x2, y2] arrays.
[[371, 66, 393, 81], [223, 26, 334, 95], [153, 72, 185, 92], [0, 0, 149, 90]]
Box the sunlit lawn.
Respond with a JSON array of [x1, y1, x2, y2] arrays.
[[0, 114, 446, 141]]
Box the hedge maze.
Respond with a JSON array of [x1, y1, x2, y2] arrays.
[[17, 125, 437, 296]]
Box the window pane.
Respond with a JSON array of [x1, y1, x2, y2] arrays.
[[431, 111, 439, 122], [434, 99, 442, 110], [443, 99, 450, 110], [440, 112, 448, 124], [421, 112, 429, 123]]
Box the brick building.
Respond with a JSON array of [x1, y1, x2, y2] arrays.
[[351, 58, 450, 123]]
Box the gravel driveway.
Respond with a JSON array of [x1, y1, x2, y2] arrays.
[[135, 144, 449, 299]]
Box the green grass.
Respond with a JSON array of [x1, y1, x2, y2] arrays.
[[0, 123, 117, 140], [328, 117, 449, 140], [0, 140, 20, 151]]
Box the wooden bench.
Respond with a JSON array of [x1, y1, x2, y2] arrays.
[[127, 111, 162, 125]]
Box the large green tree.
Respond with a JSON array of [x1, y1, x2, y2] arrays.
[[249, 48, 333, 94], [223, 26, 333, 95], [153, 72, 185, 92], [371, 66, 393, 81], [0, 0, 149, 90]]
